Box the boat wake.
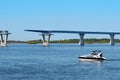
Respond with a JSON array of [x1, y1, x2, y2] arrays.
[[105, 59, 120, 61]]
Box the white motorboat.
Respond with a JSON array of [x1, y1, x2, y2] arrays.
[[78, 50, 106, 62]]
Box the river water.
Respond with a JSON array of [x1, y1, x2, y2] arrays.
[[0, 44, 120, 80]]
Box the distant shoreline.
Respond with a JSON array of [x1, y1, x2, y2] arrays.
[[7, 38, 120, 44]]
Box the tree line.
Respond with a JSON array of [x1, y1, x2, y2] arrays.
[[8, 38, 120, 44]]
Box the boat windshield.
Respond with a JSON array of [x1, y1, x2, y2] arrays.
[[91, 50, 101, 55]]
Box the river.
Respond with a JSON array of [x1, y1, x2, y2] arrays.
[[0, 44, 120, 80]]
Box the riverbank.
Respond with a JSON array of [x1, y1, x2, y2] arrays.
[[7, 38, 120, 44]]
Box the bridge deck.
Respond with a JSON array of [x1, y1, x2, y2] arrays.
[[24, 30, 120, 34]]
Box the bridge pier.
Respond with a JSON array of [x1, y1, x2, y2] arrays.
[[0, 31, 10, 47], [109, 34, 115, 45], [79, 33, 85, 46], [41, 33, 52, 46]]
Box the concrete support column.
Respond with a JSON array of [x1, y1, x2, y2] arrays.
[[4, 32, 8, 45], [0, 34, 1, 42], [47, 34, 51, 43], [79, 33, 85, 46], [0, 31, 10, 47], [42, 34, 46, 43], [0, 31, 4, 46], [0, 34, 3, 45], [41, 33, 52, 46], [109, 34, 115, 45]]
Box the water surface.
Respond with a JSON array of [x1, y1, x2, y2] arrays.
[[0, 44, 120, 80]]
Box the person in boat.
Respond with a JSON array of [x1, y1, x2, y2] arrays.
[[91, 51, 97, 55], [91, 50, 103, 57]]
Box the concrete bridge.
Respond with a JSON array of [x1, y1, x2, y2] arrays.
[[0, 31, 11, 47], [24, 30, 120, 46]]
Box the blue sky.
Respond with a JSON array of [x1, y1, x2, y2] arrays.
[[0, 0, 120, 40]]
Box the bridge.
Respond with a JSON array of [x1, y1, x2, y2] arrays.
[[0, 31, 11, 47], [24, 30, 120, 46]]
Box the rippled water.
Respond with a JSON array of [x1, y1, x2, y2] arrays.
[[0, 44, 120, 80]]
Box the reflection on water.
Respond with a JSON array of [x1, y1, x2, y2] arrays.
[[79, 58, 120, 63], [79, 59, 104, 63]]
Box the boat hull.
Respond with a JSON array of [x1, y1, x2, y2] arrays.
[[79, 57, 105, 60], [78, 57, 105, 63]]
